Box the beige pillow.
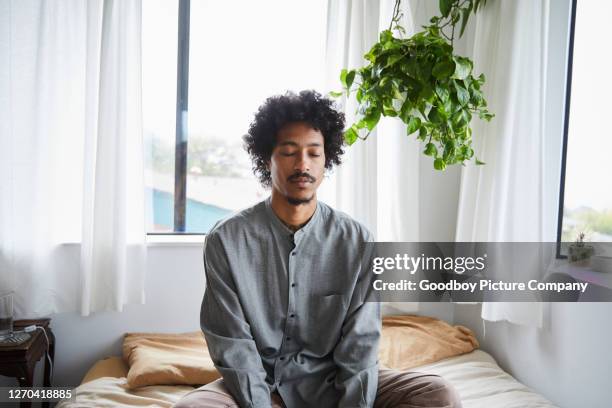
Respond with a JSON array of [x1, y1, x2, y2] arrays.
[[122, 332, 220, 389], [378, 315, 479, 370], [81, 356, 128, 384]]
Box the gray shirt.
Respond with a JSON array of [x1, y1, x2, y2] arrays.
[[201, 197, 380, 408]]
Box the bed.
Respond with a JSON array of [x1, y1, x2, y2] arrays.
[[57, 316, 557, 408]]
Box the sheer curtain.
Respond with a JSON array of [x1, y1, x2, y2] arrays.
[[455, 0, 560, 326], [324, 0, 424, 314], [0, 0, 146, 317], [324, 0, 423, 241]]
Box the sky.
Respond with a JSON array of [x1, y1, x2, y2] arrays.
[[564, 0, 612, 212]]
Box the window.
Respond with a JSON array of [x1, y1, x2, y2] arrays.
[[558, 0, 612, 250], [143, 0, 328, 233]]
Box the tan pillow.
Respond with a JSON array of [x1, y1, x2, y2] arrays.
[[378, 315, 479, 370], [81, 356, 128, 384], [122, 332, 220, 389]]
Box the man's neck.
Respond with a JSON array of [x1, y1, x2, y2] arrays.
[[270, 190, 317, 232]]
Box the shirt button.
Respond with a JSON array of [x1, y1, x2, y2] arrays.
[[291, 283, 296, 287], [279, 382, 283, 387], [291, 252, 296, 256], [279, 356, 285, 360], [289, 314, 295, 318], [286, 337, 291, 341]]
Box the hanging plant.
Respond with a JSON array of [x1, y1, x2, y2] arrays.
[[332, 0, 493, 170]]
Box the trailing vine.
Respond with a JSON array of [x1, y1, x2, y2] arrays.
[[332, 0, 493, 170]]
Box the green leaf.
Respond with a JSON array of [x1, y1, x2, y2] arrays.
[[329, 91, 343, 98], [385, 54, 404, 68], [452, 109, 471, 127], [406, 117, 422, 135], [459, 5, 472, 38], [419, 126, 429, 140], [363, 108, 382, 131], [461, 146, 474, 159], [439, 0, 453, 17], [477, 73, 486, 85], [478, 110, 494, 121], [475, 158, 486, 165], [424, 142, 437, 156], [428, 106, 446, 124], [432, 60, 456, 80], [452, 57, 472, 80], [346, 70, 356, 89], [454, 82, 470, 106], [340, 69, 348, 87], [379, 30, 393, 44], [435, 84, 450, 102], [434, 158, 447, 170], [356, 88, 363, 103], [419, 85, 435, 102], [344, 127, 359, 145], [383, 105, 398, 117], [399, 98, 413, 121]]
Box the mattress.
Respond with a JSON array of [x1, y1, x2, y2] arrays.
[[57, 350, 557, 408]]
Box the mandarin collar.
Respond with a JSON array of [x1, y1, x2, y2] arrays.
[[264, 196, 320, 238]]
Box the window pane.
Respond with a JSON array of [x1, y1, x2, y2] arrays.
[[185, 0, 328, 232], [561, 1, 612, 242], [143, 0, 179, 232]]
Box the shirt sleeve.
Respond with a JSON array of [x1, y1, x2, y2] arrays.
[[333, 229, 381, 408], [200, 231, 272, 408]]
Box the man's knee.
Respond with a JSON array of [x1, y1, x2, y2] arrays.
[[173, 389, 238, 408], [412, 374, 462, 408], [377, 370, 462, 408]]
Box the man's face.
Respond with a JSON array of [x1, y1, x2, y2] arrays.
[[268, 122, 325, 205]]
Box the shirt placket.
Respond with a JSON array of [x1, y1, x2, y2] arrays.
[[274, 229, 303, 390]]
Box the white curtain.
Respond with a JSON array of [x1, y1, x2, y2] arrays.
[[455, 0, 560, 326], [324, 0, 423, 242], [324, 0, 425, 315], [0, 0, 146, 317]]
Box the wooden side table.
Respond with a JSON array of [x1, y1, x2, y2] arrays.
[[0, 318, 56, 408]]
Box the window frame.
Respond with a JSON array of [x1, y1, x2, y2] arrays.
[[170, 0, 191, 234], [555, 0, 577, 258]]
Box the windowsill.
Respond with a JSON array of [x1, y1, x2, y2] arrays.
[[146, 234, 206, 246], [58, 234, 207, 247]]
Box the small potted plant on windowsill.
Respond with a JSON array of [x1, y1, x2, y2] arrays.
[[568, 232, 595, 265]]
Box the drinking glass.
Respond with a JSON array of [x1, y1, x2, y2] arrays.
[[0, 292, 14, 340]]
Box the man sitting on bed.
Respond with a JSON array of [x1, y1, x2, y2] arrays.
[[174, 90, 461, 408]]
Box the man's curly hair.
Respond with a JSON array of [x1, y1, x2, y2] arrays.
[[243, 90, 346, 188]]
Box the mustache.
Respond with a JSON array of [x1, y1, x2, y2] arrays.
[[288, 172, 316, 183]]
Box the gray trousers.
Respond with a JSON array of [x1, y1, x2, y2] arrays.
[[174, 369, 462, 408]]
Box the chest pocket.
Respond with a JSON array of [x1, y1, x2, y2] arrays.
[[304, 293, 348, 355]]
